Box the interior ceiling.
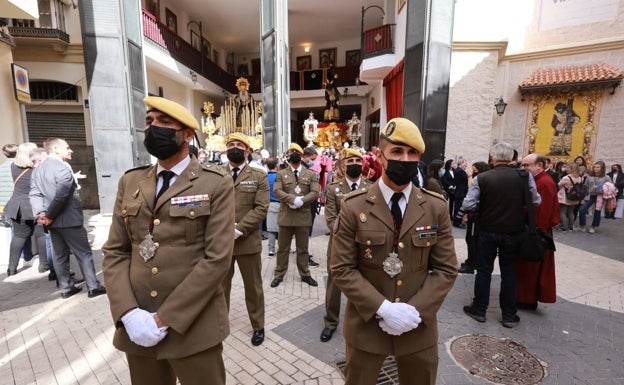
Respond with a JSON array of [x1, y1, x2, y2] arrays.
[[172, 0, 385, 54]]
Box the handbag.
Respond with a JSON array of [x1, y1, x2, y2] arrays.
[[516, 170, 556, 262]]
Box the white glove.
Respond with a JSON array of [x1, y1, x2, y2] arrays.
[[377, 300, 421, 334], [379, 319, 404, 336], [234, 227, 243, 239], [121, 308, 168, 347], [293, 196, 304, 208]]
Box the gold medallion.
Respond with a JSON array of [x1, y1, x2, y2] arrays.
[[294, 185, 302, 194]]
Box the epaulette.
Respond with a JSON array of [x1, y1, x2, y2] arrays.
[[343, 187, 368, 201], [124, 164, 152, 174], [420, 188, 447, 202], [201, 163, 228, 176]]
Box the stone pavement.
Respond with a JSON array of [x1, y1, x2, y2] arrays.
[[1, 209, 623, 385]]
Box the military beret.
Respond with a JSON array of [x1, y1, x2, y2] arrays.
[[144, 96, 199, 131], [225, 132, 251, 149], [340, 148, 363, 160], [380, 117, 425, 153], [289, 143, 304, 154]]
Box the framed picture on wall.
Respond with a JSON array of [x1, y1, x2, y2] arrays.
[[213, 50, 219, 65], [345, 49, 361, 67], [202, 38, 211, 59], [165, 8, 177, 33], [319, 48, 337, 68], [296, 55, 312, 71], [238, 63, 249, 76], [190, 30, 199, 50], [146, 0, 160, 19]]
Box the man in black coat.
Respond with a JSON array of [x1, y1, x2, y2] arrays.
[[452, 159, 469, 228]]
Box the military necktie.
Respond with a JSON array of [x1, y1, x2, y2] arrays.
[[156, 170, 175, 199], [390, 192, 404, 230], [351, 182, 357, 191], [232, 167, 240, 181]]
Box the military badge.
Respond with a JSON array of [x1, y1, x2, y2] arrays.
[[383, 252, 403, 277], [359, 213, 367, 223], [139, 233, 156, 262], [364, 248, 373, 259]]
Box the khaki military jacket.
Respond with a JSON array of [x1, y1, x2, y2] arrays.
[[274, 166, 319, 227], [221, 164, 269, 256], [102, 158, 234, 359], [330, 182, 458, 356]]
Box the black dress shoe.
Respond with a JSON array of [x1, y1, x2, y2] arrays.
[[302, 276, 318, 287], [270, 278, 282, 288], [308, 258, 320, 267], [48, 271, 57, 281], [61, 286, 82, 299], [6, 268, 17, 276], [251, 328, 265, 346], [458, 264, 474, 274], [320, 327, 335, 342], [501, 315, 520, 328], [88, 286, 107, 298], [463, 305, 486, 323]]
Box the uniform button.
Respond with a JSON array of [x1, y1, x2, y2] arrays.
[[189, 210, 195, 217], [366, 240, 371, 245], [154, 242, 159, 249], [398, 242, 405, 249], [394, 297, 401, 302], [426, 241, 431, 247], [153, 219, 160, 226], [397, 280, 403, 286], [121, 209, 127, 215], [150, 290, 158, 298], [151, 267, 159, 275]]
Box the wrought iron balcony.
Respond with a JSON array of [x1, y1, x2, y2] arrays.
[[7, 26, 70, 43], [362, 24, 395, 59], [142, 9, 238, 93]]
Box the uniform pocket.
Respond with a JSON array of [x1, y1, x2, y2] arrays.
[[410, 232, 438, 269], [169, 203, 211, 243], [355, 230, 387, 269], [121, 202, 142, 238]]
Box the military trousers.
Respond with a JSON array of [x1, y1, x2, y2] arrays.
[[274, 225, 311, 279], [223, 251, 265, 330]]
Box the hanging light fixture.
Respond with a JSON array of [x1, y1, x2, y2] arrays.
[[494, 97, 507, 116]]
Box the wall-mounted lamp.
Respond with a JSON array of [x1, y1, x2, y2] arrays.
[[190, 70, 197, 84], [494, 97, 507, 116], [355, 77, 361, 86], [304, 46, 310, 53]]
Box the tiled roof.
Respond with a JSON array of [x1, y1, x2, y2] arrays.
[[519, 62, 624, 90]]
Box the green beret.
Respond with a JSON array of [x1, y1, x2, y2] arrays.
[[225, 132, 251, 149], [380, 118, 425, 153], [289, 143, 304, 154], [340, 148, 363, 160], [144, 96, 199, 131]]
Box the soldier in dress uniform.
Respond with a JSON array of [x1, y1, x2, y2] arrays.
[[102, 96, 234, 385], [331, 118, 458, 385], [220, 132, 269, 346], [270, 143, 320, 288], [320, 147, 370, 342]]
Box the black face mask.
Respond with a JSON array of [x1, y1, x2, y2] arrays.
[[289, 152, 302, 164], [227, 147, 246, 164], [346, 164, 363, 179], [144, 125, 184, 160], [384, 158, 420, 186]]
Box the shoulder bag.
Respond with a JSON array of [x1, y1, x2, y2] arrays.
[[516, 170, 556, 262]]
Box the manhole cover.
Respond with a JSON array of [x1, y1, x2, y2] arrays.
[[336, 356, 398, 384], [450, 334, 545, 384]]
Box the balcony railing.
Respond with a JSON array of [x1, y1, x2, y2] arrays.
[[7, 26, 70, 43], [142, 9, 238, 93], [289, 66, 361, 91], [362, 24, 395, 59]]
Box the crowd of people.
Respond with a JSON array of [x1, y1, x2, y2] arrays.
[[1, 140, 107, 299], [2, 94, 621, 384]]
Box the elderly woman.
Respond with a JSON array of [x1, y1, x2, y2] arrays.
[[4, 143, 48, 276]]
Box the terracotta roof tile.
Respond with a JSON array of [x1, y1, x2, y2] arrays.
[[519, 62, 624, 89]]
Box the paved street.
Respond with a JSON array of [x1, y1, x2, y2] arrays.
[[1, 209, 623, 385]]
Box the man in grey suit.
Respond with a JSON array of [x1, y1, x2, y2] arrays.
[[30, 138, 106, 299]]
